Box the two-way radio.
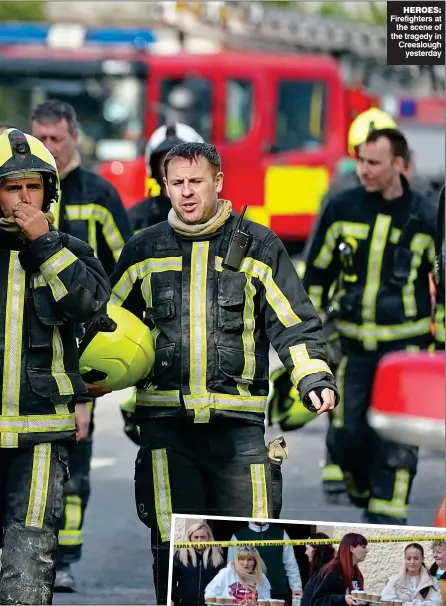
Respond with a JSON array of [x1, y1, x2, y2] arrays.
[[222, 205, 250, 271]]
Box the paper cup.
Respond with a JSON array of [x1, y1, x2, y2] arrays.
[[206, 599, 217, 604], [216, 599, 227, 605]]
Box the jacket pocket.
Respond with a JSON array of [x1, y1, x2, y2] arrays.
[[27, 368, 87, 402], [216, 345, 268, 383], [153, 343, 176, 377], [146, 285, 176, 323], [217, 271, 246, 332], [26, 287, 63, 349], [389, 246, 414, 288]]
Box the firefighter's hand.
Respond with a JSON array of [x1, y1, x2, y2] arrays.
[[75, 402, 90, 442], [307, 388, 336, 415], [13, 203, 49, 241], [84, 382, 111, 398]]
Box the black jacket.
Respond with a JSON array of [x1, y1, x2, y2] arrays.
[[430, 563, 446, 580], [301, 573, 319, 606], [172, 551, 226, 606], [0, 228, 110, 448], [303, 176, 444, 351], [110, 210, 339, 426], [127, 194, 172, 233], [55, 166, 133, 276], [311, 567, 352, 606]]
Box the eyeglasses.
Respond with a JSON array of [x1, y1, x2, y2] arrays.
[[237, 546, 257, 553]]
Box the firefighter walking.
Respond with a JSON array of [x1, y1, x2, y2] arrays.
[[0, 129, 110, 604], [108, 142, 339, 604], [30, 99, 133, 591], [303, 127, 444, 525]]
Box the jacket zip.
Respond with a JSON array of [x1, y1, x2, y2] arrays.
[[198, 559, 202, 606]]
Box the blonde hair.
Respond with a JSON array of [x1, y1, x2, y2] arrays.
[[177, 523, 224, 569], [231, 547, 265, 588]]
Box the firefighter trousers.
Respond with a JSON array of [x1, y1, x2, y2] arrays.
[[0, 442, 69, 605], [58, 401, 94, 567], [135, 417, 279, 605], [327, 342, 418, 525]]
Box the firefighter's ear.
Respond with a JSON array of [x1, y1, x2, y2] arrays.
[[393, 154, 405, 174], [215, 171, 223, 193]]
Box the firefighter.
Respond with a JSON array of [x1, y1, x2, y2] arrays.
[[109, 141, 339, 604], [270, 107, 438, 502], [30, 99, 133, 591], [128, 122, 205, 233], [0, 128, 110, 605], [303, 127, 444, 525]]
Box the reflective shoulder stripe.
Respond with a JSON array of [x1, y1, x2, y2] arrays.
[[111, 256, 182, 306]]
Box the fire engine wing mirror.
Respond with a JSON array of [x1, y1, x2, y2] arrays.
[[263, 142, 279, 154]]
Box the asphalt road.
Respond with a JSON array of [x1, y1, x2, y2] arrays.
[[53, 388, 444, 606]]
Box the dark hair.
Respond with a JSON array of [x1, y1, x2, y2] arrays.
[[365, 127, 409, 162], [163, 142, 221, 177], [307, 533, 335, 577], [323, 533, 367, 591], [30, 99, 78, 134], [405, 543, 432, 599]]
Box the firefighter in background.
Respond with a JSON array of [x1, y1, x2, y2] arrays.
[[0, 129, 110, 604], [269, 108, 439, 502], [303, 127, 444, 525], [128, 122, 205, 233], [110, 141, 339, 604], [30, 99, 133, 592]]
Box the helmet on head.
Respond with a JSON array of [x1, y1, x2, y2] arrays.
[[0, 128, 60, 211], [145, 122, 204, 182], [78, 303, 155, 392], [347, 108, 397, 157]]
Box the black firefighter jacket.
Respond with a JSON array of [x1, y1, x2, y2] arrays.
[[110, 210, 339, 426], [0, 228, 111, 448], [53, 166, 133, 276], [303, 176, 445, 352], [127, 194, 172, 233]]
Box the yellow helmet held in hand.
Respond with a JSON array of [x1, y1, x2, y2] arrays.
[[348, 108, 397, 157], [0, 128, 60, 211], [78, 303, 155, 391]]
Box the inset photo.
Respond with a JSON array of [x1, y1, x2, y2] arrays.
[[168, 515, 446, 606]]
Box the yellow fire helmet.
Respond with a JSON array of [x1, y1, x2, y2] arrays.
[[0, 128, 60, 211], [78, 303, 155, 392], [347, 108, 397, 157]]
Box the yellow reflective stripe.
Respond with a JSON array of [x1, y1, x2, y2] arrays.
[[59, 530, 84, 546], [40, 248, 77, 302], [402, 234, 433, 318], [406, 345, 420, 353], [362, 215, 391, 325], [25, 443, 51, 528], [183, 393, 267, 417], [63, 495, 82, 531], [137, 389, 181, 406], [289, 343, 332, 387], [189, 242, 209, 400], [240, 257, 301, 327], [434, 304, 445, 342], [332, 355, 348, 428], [368, 469, 410, 519], [336, 317, 432, 343], [152, 449, 172, 542], [250, 464, 268, 518], [51, 327, 73, 415], [0, 414, 76, 433], [390, 227, 401, 244], [321, 464, 344, 482], [111, 257, 182, 306], [65, 203, 126, 261], [313, 221, 370, 270], [308, 285, 323, 311], [238, 276, 257, 397], [88, 217, 97, 257], [33, 274, 46, 288], [1, 252, 26, 448]]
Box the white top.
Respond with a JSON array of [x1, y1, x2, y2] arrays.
[[205, 564, 271, 602], [381, 566, 442, 606]]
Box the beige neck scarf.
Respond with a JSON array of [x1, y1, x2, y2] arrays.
[[0, 211, 55, 237], [168, 199, 232, 237]]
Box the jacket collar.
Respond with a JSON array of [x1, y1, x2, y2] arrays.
[[394, 565, 435, 592], [248, 522, 270, 532]]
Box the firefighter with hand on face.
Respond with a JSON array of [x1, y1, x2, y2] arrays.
[[106, 141, 339, 605], [30, 99, 133, 592], [303, 127, 444, 525], [128, 122, 205, 233], [0, 129, 110, 605]]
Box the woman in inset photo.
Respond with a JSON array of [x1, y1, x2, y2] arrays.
[[301, 532, 336, 606], [312, 533, 368, 606], [205, 546, 271, 605], [171, 522, 225, 606], [381, 542, 442, 606]]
